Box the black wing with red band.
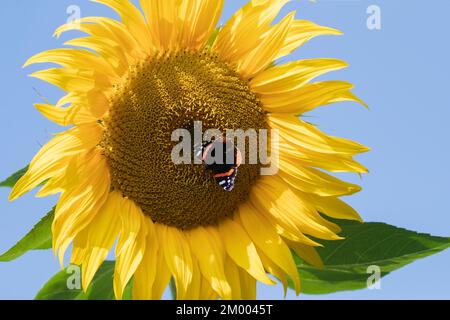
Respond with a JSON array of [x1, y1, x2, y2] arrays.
[[198, 138, 242, 192]]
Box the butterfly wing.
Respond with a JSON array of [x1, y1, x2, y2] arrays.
[[214, 167, 238, 192], [201, 138, 240, 192]]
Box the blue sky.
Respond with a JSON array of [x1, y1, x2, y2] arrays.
[[1, 0, 449, 300]]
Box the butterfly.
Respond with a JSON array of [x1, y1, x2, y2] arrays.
[[195, 137, 242, 192]]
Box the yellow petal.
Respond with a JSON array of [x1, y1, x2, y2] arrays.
[[310, 194, 363, 222], [199, 275, 219, 300], [262, 81, 367, 114], [284, 239, 323, 269], [258, 250, 290, 296], [50, 90, 111, 123], [238, 266, 257, 300], [183, 258, 202, 300], [151, 245, 172, 300], [275, 20, 342, 60], [80, 191, 122, 290], [139, 0, 179, 50], [236, 12, 295, 79], [182, 0, 224, 50], [278, 158, 362, 197], [86, 89, 110, 118], [218, 218, 275, 285], [268, 114, 370, 155], [36, 170, 66, 198], [252, 176, 341, 240], [159, 224, 193, 300], [52, 149, 111, 265], [71, 228, 89, 267], [224, 256, 241, 300], [214, 0, 290, 64], [114, 197, 148, 300], [34, 103, 96, 127], [132, 218, 158, 300], [55, 17, 145, 68], [92, 0, 152, 52], [64, 37, 128, 75], [9, 123, 102, 201], [279, 142, 369, 174], [30, 68, 96, 92], [57, 91, 86, 107], [251, 58, 348, 94], [238, 202, 300, 294], [24, 48, 117, 80], [141, 0, 223, 51], [187, 226, 232, 300]]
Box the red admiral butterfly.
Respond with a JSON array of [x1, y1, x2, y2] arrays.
[[195, 137, 242, 192]]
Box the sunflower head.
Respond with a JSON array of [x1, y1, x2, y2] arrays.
[[11, 0, 368, 300], [102, 49, 266, 229]]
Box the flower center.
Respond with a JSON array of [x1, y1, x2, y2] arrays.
[[102, 50, 267, 229]]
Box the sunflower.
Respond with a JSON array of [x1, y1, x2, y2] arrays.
[[10, 0, 368, 300]]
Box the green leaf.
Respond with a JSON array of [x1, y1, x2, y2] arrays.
[[36, 261, 133, 300], [0, 166, 28, 188], [35, 265, 89, 300], [294, 220, 450, 294], [0, 209, 54, 262]]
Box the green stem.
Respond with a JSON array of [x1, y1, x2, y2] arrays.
[[169, 278, 177, 300]]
